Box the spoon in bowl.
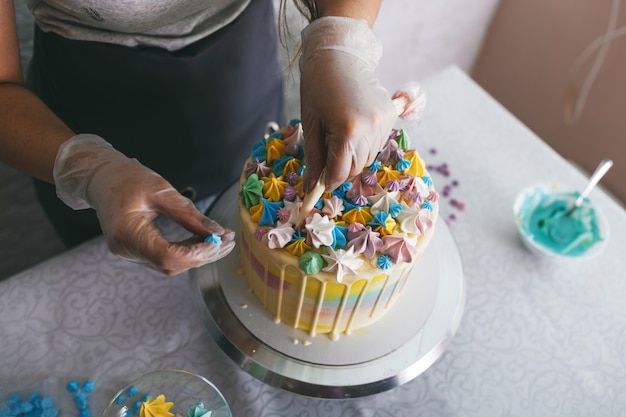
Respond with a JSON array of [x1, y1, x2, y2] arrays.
[[565, 159, 613, 216], [546, 158, 613, 242]]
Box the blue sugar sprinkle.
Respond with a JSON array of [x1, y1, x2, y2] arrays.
[[41, 398, 54, 409], [42, 408, 59, 417], [115, 394, 126, 404], [82, 380, 95, 393], [29, 392, 42, 408], [20, 402, 34, 413], [78, 409, 91, 417], [127, 386, 138, 397], [66, 380, 80, 393], [1, 393, 59, 417]]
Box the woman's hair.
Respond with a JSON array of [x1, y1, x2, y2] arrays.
[[282, 0, 318, 23], [277, 1, 318, 63]]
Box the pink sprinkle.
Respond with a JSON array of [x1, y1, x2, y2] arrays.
[[386, 180, 402, 192], [284, 186, 297, 201], [353, 195, 368, 206], [285, 172, 299, 186], [255, 228, 269, 240], [277, 207, 291, 222], [361, 170, 378, 186]]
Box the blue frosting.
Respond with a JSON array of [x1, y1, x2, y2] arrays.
[[331, 223, 348, 249], [377, 255, 393, 269], [389, 202, 403, 218], [338, 181, 353, 192], [204, 234, 222, 245], [331, 189, 346, 199], [258, 198, 284, 227], [396, 158, 412, 171], [368, 212, 390, 229], [251, 139, 267, 162], [272, 155, 294, 176], [368, 160, 382, 171]]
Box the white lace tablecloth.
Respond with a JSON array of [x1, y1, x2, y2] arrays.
[[2, 67, 625, 417]]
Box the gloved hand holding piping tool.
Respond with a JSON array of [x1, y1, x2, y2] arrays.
[[299, 16, 398, 195], [298, 16, 425, 226]]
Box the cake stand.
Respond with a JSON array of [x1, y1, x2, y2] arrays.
[[190, 183, 465, 398]]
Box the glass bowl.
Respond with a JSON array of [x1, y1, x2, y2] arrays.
[[100, 369, 231, 417], [513, 183, 608, 259]]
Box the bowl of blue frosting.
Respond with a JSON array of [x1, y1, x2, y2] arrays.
[[513, 184, 608, 259]]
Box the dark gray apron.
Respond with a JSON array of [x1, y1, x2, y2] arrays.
[[27, 0, 284, 247]]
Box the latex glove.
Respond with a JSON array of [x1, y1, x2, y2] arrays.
[[53, 134, 235, 276], [299, 16, 398, 192]]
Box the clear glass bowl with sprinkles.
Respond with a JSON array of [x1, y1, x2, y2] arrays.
[[100, 369, 231, 417]]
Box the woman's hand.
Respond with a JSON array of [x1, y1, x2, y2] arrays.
[[54, 134, 235, 276], [299, 16, 397, 193]]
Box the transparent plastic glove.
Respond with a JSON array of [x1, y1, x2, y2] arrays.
[[53, 134, 235, 276], [299, 16, 398, 192]]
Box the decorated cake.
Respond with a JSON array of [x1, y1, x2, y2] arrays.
[[238, 120, 438, 340]]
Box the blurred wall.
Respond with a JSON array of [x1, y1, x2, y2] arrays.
[[472, 0, 626, 205]]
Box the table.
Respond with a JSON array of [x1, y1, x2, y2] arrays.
[[2, 66, 625, 417]]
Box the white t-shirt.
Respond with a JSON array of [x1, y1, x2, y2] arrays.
[[24, 0, 251, 51]]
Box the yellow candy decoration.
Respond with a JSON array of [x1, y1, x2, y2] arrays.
[[265, 138, 286, 164], [282, 158, 302, 175], [403, 150, 425, 177], [285, 239, 312, 257], [342, 207, 374, 225], [140, 395, 174, 417], [250, 201, 265, 223], [262, 174, 288, 202], [372, 215, 396, 236], [376, 165, 401, 187]]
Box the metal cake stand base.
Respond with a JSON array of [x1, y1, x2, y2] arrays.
[[191, 183, 465, 398]]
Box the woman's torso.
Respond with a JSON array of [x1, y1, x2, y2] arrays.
[[24, 0, 251, 51]]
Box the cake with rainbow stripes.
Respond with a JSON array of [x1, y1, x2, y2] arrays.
[[238, 120, 438, 340]]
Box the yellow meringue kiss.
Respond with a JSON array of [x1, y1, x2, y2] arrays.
[[140, 395, 174, 417]]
